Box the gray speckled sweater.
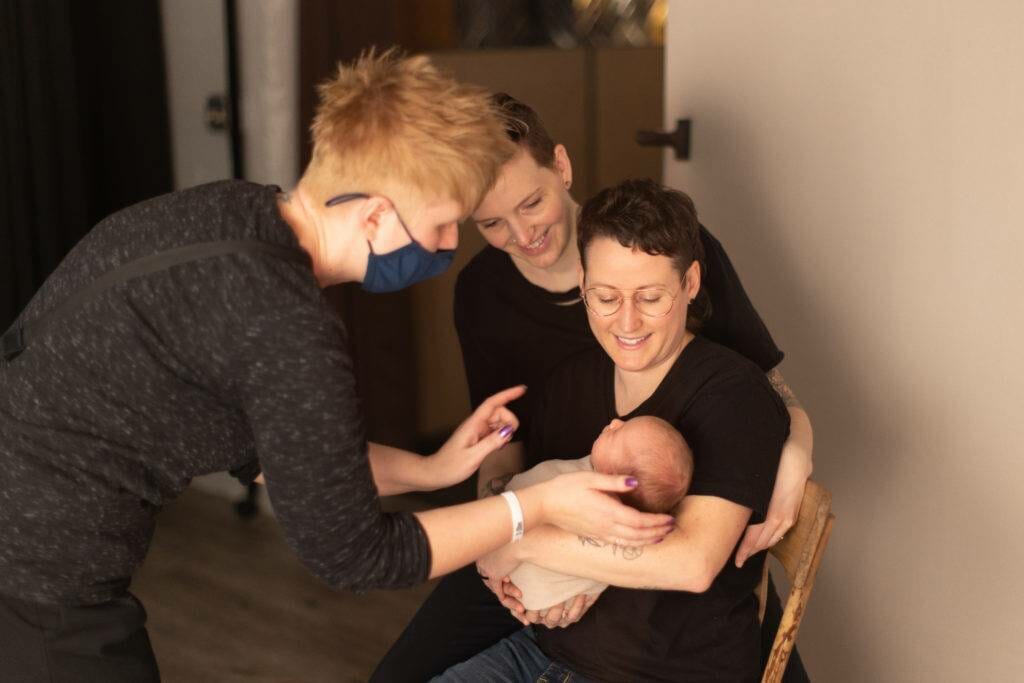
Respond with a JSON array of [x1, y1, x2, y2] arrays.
[[0, 180, 430, 605]]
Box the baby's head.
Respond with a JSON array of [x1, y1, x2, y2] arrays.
[[590, 416, 693, 514]]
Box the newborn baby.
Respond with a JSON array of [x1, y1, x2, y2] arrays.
[[506, 415, 693, 610]]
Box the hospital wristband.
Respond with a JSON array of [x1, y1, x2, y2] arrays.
[[501, 491, 525, 543]]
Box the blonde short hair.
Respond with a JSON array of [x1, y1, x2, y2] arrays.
[[304, 48, 515, 215]]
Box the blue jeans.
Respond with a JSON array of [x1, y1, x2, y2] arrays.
[[432, 627, 593, 683]]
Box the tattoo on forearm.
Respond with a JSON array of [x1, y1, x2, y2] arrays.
[[578, 536, 643, 560], [767, 369, 803, 410], [480, 472, 515, 498]]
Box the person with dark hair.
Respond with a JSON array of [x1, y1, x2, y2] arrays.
[[435, 178, 790, 681], [0, 55, 674, 682], [372, 96, 813, 682]]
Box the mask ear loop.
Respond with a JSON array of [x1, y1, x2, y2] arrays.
[[325, 192, 368, 207], [325, 192, 380, 253], [324, 192, 417, 253]]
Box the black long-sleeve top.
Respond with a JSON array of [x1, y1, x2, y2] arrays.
[[0, 180, 430, 605]]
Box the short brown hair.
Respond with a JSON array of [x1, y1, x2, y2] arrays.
[[304, 49, 516, 214], [578, 178, 711, 331], [492, 92, 556, 168]]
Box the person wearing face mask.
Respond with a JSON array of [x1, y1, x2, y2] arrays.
[[0, 51, 675, 682], [372, 95, 813, 682]]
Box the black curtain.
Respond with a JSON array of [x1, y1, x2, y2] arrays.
[[0, 0, 172, 330]]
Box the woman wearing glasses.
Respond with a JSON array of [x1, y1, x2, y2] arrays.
[[435, 178, 791, 681], [372, 97, 813, 682]]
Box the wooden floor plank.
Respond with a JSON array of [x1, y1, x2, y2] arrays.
[[134, 488, 434, 683]]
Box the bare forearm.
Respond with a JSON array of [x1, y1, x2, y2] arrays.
[[367, 442, 429, 496], [767, 369, 814, 475], [513, 524, 711, 592], [785, 406, 814, 477], [507, 495, 752, 592], [415, 485, 545, 578]]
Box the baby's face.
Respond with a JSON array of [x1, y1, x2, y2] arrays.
[[590, 418, 629, 473]]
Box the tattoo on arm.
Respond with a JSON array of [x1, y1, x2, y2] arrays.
[[480, 472, 515, 498], [578, 536, 644, 560], [767, 369, 803, 410]]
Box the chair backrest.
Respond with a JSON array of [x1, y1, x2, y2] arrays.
[[756, 480, 835, 683]]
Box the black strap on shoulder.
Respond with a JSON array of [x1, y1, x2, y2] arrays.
[[1, 240, 309, 362]]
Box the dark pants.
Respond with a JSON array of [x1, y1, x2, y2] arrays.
[[371, 564, 810, 682], [0, 591, 160, 683]]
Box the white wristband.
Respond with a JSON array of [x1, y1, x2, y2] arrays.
[[501, 491, 525, 543]]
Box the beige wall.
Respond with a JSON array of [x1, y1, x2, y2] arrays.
[[665, 1, 1024, 680]]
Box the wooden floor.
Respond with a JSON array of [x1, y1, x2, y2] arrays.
[[133, 488, 435, 683]]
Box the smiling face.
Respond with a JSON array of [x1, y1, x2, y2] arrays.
[[581, 237, 699, 377], [471, 147, 577, 272]]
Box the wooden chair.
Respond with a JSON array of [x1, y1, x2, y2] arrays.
[[756, 480, 835, 683]]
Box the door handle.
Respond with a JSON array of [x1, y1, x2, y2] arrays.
[[636, 118, 691, 160]]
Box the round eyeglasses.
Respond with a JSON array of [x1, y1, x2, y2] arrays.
[[582, 285, 682, 317]]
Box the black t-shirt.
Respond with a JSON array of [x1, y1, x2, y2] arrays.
[[528, 337, 790, 682], [454, 226, 783, 444]]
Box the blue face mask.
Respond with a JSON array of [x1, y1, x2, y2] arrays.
[[326, 192, 456, 293]]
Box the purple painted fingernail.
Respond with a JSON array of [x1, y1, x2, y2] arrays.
[[498, 425, 514, 439], [625, 477, 638, 488]]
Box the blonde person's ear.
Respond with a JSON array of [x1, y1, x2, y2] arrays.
[[358, 196, 392, 243], [553, 144, 573, 190]]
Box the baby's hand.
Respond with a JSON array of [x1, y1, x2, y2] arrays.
[[476, 548, 527, 621], [522, 592, 597, 629]]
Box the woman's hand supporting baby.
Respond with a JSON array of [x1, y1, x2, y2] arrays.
[[476, 539, 598, 628], [534, 471, 676, 547], [475, 468, 677, 627]]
